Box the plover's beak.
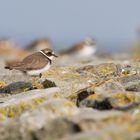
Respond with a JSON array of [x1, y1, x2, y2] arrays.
[[52, 53, 58, 57]]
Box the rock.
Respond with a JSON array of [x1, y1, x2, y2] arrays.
[[118, 75, 140, 85], [71, 108, 123, 122], [41, 79, 57, 88], [77, 91, 140, 111], [0, 78, 57, 94], [0, 53, 140, 140], [125, 81, 140, 92], [61, 109, 139, 140], [0, 87, 60, 120], [0, 114, 81, 140], [76, 63, 122, 80], [62, 130, 133, 140], [41, 98, 79, 117], [94, 80, 125, 93], [31, 78, 57, 90], [0, 68, 31, 84], [79, 97, 113, 110], [76, 86, 95, 107], [0, 98, 79, 140], [0, 81, 32, 94], [43, 66, 91, 97], [33, 119, 81, 140], [118, 75, 140, 92], [0, 108, 120, 140]]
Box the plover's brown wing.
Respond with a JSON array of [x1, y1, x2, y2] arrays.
[[68, 42, 85, 53], [6, 52, 49, 71]]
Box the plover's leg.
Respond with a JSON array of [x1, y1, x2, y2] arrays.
[[39, 73, 42, 78]]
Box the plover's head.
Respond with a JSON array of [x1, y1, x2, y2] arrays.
[[84, 38, 96, 46], [41, 48, 58, 60]]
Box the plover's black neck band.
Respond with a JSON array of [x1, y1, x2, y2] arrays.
[[39, 50, 52, 64]]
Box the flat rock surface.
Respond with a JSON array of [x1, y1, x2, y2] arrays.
[[0, 54, 140, 140]]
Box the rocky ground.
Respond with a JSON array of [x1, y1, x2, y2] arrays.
[[0, 54, 140, 140]]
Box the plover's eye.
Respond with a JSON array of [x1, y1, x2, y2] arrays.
[[47, 52, 52, 56]]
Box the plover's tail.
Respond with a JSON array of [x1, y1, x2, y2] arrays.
[[5, 66, 11, 69], [4, 60, 21, 70]]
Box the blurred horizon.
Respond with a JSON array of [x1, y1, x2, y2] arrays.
[[0, 0, 140, 52]]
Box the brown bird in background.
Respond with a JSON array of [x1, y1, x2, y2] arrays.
[[26, 38, 52, 52], [62, 37, 97, 58], [0, 39, 29, 60]]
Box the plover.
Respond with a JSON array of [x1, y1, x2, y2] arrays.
[[68, 37, 97, 58], [26, 38, 51, 52], [5, 48, 58, 77]]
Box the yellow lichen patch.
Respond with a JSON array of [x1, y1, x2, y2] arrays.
[[107, 131, 126, 140], [23, 88, 31, 93], [0, 96, 47, 121], [7, 108, 15, 118], [100, 66, 113, 76], [31, 97, 46, 106], [102, 114, 132, 124], [18, 102, 31, 112], [89, 79, 111, 88], [43, 100, 76, 117], [121, 69, 130, 76], [87, 94, 98, 100], [127, 121, 140, 132], [3, 103, 31, 118], [64, 101, 75, 108], [0, 81, 7, 88], [43, 66, 81, 81], [32, 82, 44, 89], [0, 108, 7, 116], [68, 94, 77, 101], [44, 105, 56, 113], [112, 93, 136, 105]]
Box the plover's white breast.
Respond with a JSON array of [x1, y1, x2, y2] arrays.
[[76, 45, 96, 58], [27, 62, 51, 76]]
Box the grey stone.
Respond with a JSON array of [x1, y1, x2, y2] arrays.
[[0, 81, 32, 94]]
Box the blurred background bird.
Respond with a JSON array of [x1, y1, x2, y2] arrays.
[[26, 38, 52, 53], [60, 37, 97, 58]]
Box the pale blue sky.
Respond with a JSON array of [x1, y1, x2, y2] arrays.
[[0, 0, 140, 51]]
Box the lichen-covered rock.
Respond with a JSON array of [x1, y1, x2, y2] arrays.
[[118, 75, 140, 85], [41, 79, 57, 88], [0, 78, 57, 94], [0, 87, 60, 120], [33, 119, 81, 140], [77, 91, 140, 111], [94, 79, 125, 93], [76, 86, 95, 107], [0, 54, 139, 140], [0, 81, 32, 94], [79, 97, 113, 110], [32, 78, 57, 89], [76, 63, 122, 80], [125, 81, 140, 92], [118, 75, 140, 92]]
